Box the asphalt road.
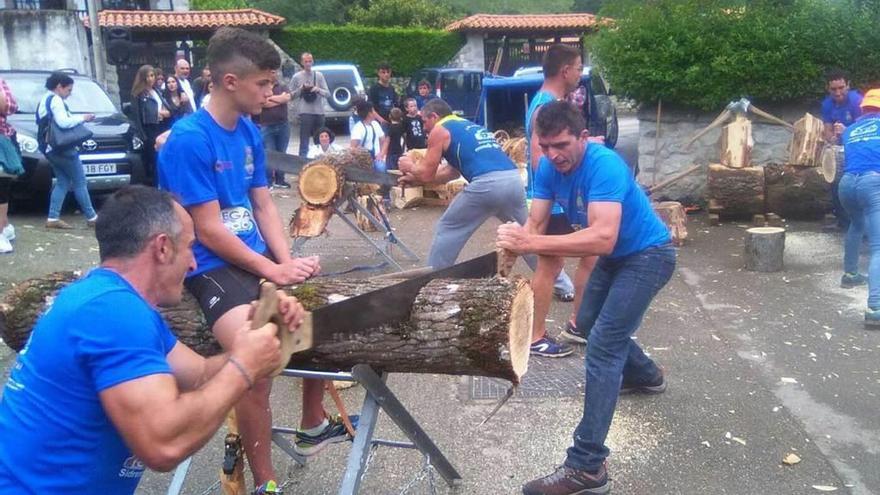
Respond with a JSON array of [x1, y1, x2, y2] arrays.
[[1, 114, 877, 494]]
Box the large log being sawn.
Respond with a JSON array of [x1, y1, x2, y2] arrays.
[[0, 273, 532, 384]]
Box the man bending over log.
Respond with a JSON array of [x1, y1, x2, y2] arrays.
[[0, 186, 304, 493], [158, 28, 352, 495], [497, 101, 674, 495]]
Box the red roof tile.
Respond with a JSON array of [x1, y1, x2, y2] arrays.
[[83, 9, 286, 30], [447, 13, 600, 33]]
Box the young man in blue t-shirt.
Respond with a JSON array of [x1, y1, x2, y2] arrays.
[[0, 186, 303, 494], [498, 101, 674, 495], [821, 69, 863, 230], [158, 28, 348, 494]]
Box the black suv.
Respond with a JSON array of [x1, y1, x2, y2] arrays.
[[406, 68, 485, 121], [2, 70, 145, 201]]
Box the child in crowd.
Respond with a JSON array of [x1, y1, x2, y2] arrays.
[[402, 97, 427, 150], [415, 79, 432, 109], [307, 127, 342, 159], [386, 107, 405, 170]]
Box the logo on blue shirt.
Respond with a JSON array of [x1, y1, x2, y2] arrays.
[[119, 455, 145, 479]]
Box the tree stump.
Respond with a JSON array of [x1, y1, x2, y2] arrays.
[[764, 163, 831, 220], [706, 163, 765, 218], [744, 227, 785, 272], [1, 274, 533, 384]]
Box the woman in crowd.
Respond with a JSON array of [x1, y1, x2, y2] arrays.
[[36, 72, 97, 230], [129, 65, 170, 185], [162, 75, 192, 124], [307, 127, 341, 159]]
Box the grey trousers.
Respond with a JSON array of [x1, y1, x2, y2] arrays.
[[298, 113, 325, 157], [427, 169, 573, 292]]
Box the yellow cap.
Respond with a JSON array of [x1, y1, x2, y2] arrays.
[[861, 89, 880, 110]]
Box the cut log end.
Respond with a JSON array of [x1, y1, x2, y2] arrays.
[[507, 277, 533, 380], [298, 162, 343, 206], [289, 204, 333, 238]]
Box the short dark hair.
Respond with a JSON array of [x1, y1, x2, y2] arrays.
[[96, 186, 182, 261], [313, 126, 335, 145], [45, 72, 74, 91], [543, 44, 582, 78], [377, 61, 392, 72], [355, 99, 373, 119], [207, 27, 281, 85], [418, 79, 431, 89], [535, 100, 585, 138], [421, 98, 451, 118], [826, 68, 849, 84]]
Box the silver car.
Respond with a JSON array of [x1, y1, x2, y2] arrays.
[[312, 63, 366, 126]]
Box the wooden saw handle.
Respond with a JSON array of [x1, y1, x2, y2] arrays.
[[252, 282, 312, 376]]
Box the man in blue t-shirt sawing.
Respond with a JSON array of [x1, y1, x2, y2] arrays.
[[158, 28, 350, 495], [0, 186, 304, 494], [497, 101, 674, 495]]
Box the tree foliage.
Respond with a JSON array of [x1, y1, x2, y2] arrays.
[[347, 0, 459, 28], [190, 0, 248, 10], [592, 0, 880, 110]]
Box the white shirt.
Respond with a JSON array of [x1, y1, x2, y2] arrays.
[[307, 142, 342, 159], [177, 77, 196, 112], [351, 120, 384, 156], [36, 92, 84, 129]]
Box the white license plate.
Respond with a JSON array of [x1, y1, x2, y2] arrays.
[[83, 163, 117, 175]]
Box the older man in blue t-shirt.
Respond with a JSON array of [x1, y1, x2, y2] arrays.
[[498, 101, 673, 495], [838, 89, 880, 326]]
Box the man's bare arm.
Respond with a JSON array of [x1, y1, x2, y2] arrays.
[[165, 342, 229, 391], [250, 186, 291, 265], [524, 198, 553, 235], [499, 202, 621, 258], [408, 127, 448, 183], [528, 107, 544, 172]]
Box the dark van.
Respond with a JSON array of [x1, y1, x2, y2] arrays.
[[406, 68, 485, 121]]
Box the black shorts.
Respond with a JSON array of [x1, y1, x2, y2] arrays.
[[185, 263, 263, 329], [546, 214, 575, 235]]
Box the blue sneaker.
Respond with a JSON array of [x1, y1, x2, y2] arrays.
[[559, 321, 587, 344], [294, 414, 359, 456], [865, 308, 880, 328], [530, 336, 574, 357], [841, 272, 867, 288]]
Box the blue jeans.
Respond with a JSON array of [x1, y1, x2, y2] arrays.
[[839, 171, 880, 308], [260, 121, 291, 184], [46, 147, 96, 221], [565, 243, 676, 471]]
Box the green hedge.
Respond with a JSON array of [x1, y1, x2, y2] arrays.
[[592, 0, 880, 110], [272, 25, 465, 77]]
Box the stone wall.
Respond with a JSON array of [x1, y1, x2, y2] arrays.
[[0, 11, 91, 74], [637, 102, 814, 203], [446, 33, 484, 70]]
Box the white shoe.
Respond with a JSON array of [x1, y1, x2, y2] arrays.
[[0, 235, 12, 254], [2, 224, 14, 241]]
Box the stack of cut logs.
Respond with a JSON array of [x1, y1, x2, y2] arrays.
[[707, 112, 830, 225]]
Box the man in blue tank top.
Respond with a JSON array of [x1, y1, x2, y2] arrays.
[[525, 44, 597, 358], [398, 98, 528, 270], [0, 186, 303, 494], [499, 101, 674, 495]]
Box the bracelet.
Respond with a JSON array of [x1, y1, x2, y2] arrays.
[[228, 356, 254, 390]]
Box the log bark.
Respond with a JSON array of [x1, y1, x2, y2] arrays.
[[719, 115, 752, 169], [789, 113, 825, 167], [744, 227, 785, 272], [763, 163, 831, 220], [321, 148, 374, 171], [298, 161, 344, 206], [652, 201, 688, 246], [1, 274, 533, 383], [706, 163, 765, 218], [289, 204, 333, 238]]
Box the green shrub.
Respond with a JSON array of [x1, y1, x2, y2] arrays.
[[272, 25, 465, 77], [190, 0, 248, 10], [592, 0, 880, 109], [348, 0, 459, 29]]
